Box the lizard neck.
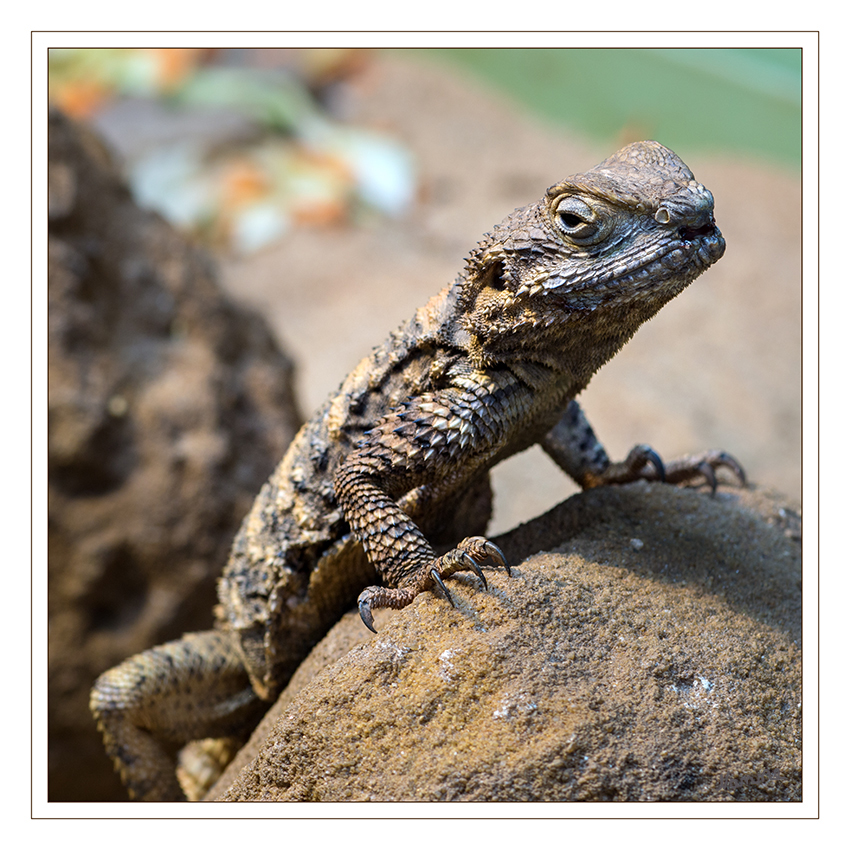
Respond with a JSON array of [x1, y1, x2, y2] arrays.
[[466, 299, 660, 397]]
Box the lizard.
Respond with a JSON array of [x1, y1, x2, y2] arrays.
[[90, 140, 744, 801]]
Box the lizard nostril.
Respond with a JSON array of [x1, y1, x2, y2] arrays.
[[679, 220, 716, 241]]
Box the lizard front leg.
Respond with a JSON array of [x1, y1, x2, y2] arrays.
[[334, 379, 521, 632], [335, 468, 508, 632], [541, 400, 745, 493]]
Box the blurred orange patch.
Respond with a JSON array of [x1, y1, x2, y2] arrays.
[[296, 148, 353, 183], [51, 79, 110, 119], [291, 198, 348, 227], [145, 48, 206, 91], [220, 160, 270, 208]]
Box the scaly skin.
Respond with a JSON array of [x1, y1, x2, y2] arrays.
[[91, 141, 744, 800]]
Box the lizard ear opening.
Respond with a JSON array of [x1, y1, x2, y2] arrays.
[[457, 255, 511, 323], [479, 259, 507, 292]]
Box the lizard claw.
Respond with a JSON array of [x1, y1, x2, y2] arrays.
[[644, 447, 666, 483], [694, 451, 746, 495], [663, 449, 747, 493], [423, 536, 511, 610], [359, 597, 377, 633], [357, 585, 418, 632], [430, 568, 456, 607], [460, 553, 488, 590], [482, 540, 510, 575], [585, 443, 667, 487], [696, 460, 718, 495], [459, 536, 511, 576], [713, 451, 747, 486]]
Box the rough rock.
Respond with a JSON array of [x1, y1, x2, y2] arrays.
[[213, 483, 801, 802], [47, 109, 302, 801]]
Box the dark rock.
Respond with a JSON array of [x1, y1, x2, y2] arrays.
[[47, 109, 302, 801], [213, 483, 801, 802]]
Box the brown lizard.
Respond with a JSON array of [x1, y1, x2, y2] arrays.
[[90, 140, 743, 800]]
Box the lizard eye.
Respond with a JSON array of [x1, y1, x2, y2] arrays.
[[559, 211, 584, 228], [552, 196, 609, 245]]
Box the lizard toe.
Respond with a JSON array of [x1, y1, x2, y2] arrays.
[[663, 449, 747, 492]]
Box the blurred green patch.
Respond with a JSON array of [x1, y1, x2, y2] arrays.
[[421, 48, 802, 170]]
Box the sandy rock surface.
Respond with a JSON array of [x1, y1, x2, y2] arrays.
[[213, 483, 800, 802]]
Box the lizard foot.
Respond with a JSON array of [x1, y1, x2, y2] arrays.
[[583, 444, 745, 495], [660, 449, 746, 493], [357, 536, 510, 633]]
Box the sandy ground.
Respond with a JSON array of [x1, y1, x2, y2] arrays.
[[217, 53, 801, 535]]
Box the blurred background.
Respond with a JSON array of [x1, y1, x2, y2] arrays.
[[47, 47, 802, 800], [49, 47, 801, 250], [48, 47, 802, 511]]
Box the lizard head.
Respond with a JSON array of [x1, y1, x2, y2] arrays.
[[458, 141, 725, 371]]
